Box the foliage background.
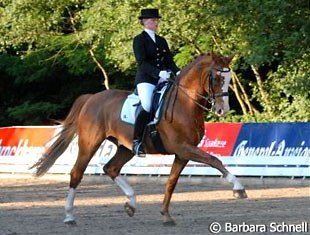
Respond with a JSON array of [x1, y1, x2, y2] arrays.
[[0, 0, 309, 126]]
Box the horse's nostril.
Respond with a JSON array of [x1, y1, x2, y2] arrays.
[[216, 109, 224, 116]]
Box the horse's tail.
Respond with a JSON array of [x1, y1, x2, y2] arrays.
[[30, 94, 92, 177]]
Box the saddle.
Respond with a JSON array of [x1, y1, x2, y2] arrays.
[[120, 81, 173, 153]]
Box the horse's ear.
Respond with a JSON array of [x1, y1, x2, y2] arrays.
[[226, 54, 235, 64]]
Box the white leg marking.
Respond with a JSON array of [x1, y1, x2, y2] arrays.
[[64, 188, 76, 223], [114, 175, 136, 208], [226, 173, 244, 190]]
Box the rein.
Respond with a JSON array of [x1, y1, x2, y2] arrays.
[[172, 81, 215, 112]]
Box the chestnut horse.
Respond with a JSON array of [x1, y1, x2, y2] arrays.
[[31, 52, 247, 226]]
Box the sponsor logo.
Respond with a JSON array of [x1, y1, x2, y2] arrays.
[[0, 139, 45, 157], [233, 140, 309, 157]]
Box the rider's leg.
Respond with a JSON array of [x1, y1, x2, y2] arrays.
[[132, 83, 155, 156], [132, 108, 150, 155]]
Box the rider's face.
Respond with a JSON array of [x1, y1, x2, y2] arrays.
[[143, 18, 159, 31]]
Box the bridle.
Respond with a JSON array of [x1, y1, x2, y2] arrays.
[[168, 66, 231, 113], [208, 66, 230, 99]]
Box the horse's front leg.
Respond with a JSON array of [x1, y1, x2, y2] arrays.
[[178, 145, 247, 199], [161, 156, 188, 226]]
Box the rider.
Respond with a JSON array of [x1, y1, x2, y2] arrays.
[[132, 8, 180, 156]]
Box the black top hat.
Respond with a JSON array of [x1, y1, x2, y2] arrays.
[[138, 8, 161, 19]]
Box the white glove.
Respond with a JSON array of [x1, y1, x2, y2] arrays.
[[158, 70, 170, 84], [159, 70, 170, 80]]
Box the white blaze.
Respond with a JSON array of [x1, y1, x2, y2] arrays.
[[221, 68, 232, 113], [215, 68, 232, 116]]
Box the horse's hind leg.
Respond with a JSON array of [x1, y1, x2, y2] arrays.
[[103, 144, 135, 217], [64, 135, 102, 225]]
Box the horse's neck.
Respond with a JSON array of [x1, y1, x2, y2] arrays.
[[167, 69, 206, 119], [178, 66, 208, 101], [166, 75, 205, 135]]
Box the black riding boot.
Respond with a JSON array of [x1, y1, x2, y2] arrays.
[[132, 108, 150, 156]]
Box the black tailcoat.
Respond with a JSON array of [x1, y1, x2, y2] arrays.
[[133, 31, 179, 86]]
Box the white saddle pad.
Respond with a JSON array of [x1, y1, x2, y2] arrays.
[[120, 93, 140, 125]]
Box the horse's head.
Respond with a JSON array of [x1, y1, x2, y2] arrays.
[[177, 52, 234, 116], [203, 53, 233, 116]]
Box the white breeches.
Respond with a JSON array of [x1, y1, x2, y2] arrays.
[[137, 83, 156, 112]]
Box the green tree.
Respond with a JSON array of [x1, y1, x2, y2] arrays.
[[0, 0, 107, 125], [0, 0, 309, 126]]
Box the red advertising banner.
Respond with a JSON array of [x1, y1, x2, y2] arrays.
[[0, 126, 57, 157], [198, 123, 242, 157], [0, 124, 243, 157]]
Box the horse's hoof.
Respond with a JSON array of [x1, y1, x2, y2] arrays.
[[163, 220, 176, 226], [124, 202, 136, 217], [233, 189, 248, 199], [163, 216, 176, 226], [64, 215, 76, 226], [64, 220, 77, 226]]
